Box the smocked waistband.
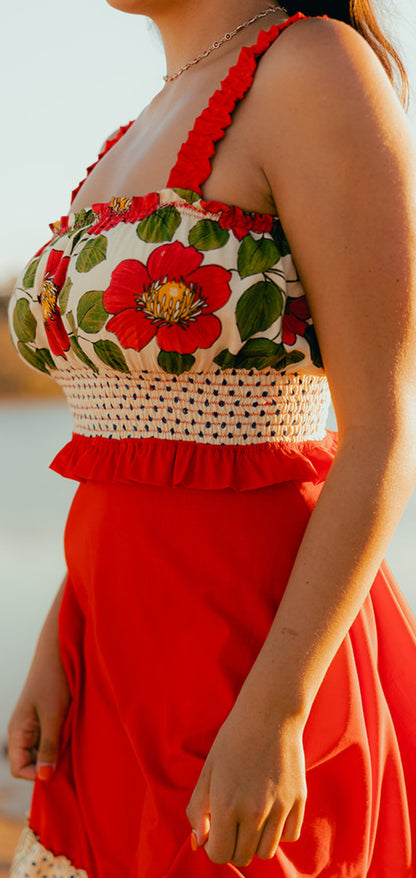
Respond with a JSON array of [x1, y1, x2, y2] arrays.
[[53, 368, 330, 446]]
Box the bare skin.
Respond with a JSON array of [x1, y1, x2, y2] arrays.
[[69, 3, 289, 216], [8, 581, 70, 780], [8, 0, 416, 869]]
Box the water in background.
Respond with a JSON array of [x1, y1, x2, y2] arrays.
[[1, 400, 416, 757], [1, 404, 76, 738]]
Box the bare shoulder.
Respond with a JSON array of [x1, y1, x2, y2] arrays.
[[257, 15, 397, 106], [251, 16, 413, 213], [253, 16, 409, 143], [246, 20, 416, 434]]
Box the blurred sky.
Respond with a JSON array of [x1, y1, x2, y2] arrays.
[[1, 0, 415, 279]]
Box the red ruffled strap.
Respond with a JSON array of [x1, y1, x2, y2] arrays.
[[67, 14, 307, 208], [50, 431, 338, 492], [70, 122, 135, 206], [167, 12, 307, 194]]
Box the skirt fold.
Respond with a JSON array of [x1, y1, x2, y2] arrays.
[[28, 476, 416, 877]]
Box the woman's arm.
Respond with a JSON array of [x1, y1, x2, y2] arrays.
[[8, 577, 71, 781], [188, 18, 416, 867]]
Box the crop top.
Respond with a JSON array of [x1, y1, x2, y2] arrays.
[[8, 13, 336, 491]]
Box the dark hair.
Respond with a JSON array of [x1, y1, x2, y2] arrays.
[[283, 1, 408, 106]]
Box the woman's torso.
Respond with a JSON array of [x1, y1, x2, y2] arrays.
[[9, 14, 332, 473]]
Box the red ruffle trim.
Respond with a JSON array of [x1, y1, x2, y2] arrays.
[[67, 14, 306, 213], [167, 12, 306, 194], [50, 430, 338, 492]]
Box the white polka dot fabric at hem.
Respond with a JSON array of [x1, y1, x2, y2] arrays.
[[10, 826, 89, 878]]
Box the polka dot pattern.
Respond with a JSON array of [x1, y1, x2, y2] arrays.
[[53, 367, 331, 445], [10, 826, 89, 878]]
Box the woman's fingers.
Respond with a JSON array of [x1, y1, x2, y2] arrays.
[[256, 798, 306, 860], [203, 805, 237, 865], [188, 789, 305, 866], [230, 818, 265, 868], [187, 765, 238, 864], [280, 797, 306, 843], [36, 707, 67, 779], [187, 713, 307, 866], [186, 766, 211, 848], [8, 707, 40, 780], [230, 799, 290, 866], [188, 782, 306, 867], [8, 699, 67, 782]]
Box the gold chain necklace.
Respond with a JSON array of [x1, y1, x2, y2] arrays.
[[163, 5, 288, 83]]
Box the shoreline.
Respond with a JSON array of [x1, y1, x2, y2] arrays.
[[0, 815, 24, 877], [0, 395, 66, 408], [0, 756, 31, 876]]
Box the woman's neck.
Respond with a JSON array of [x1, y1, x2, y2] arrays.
[[152, 0, 286, 81]]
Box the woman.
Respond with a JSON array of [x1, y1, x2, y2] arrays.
[[7, 0, 416, 875]]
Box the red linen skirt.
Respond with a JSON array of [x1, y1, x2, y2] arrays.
[[29, 447, 416, 877]]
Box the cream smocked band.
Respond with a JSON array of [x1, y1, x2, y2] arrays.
[[53, 368, 331, 445]]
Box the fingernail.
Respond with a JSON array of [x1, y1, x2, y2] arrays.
[[190, 831, 199, 851], [37, 763, 55, 782]]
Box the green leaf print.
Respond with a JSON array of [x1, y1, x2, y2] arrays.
[[77, 291, 108, 334], [214, 341, 305, 372], [13, 299, 37, 343], [39, 348, 56, 370], [93, 340, 129, 372], [237, 236, 279, 279], [172, 189, 201, 204], [271, 219, 291, 258], [66, 311, 76, 333], [75, 236, 108, 273], [69, 229, 90, 254], [213, 348, 237, 370], [22, 257, 41, 290], [188, 220, 229, 251], [234, 338, 288, 371], [304, 324, 323, 369], [157, 350, 196, 375], [58, 278, 73, 313], [137, 206, 181, 243], [70, 337, 98, 372], [284, 350, 305, 367], [17, 342, 56, 373], [71, 208, 97, 231], [236, 280, 283, 342]]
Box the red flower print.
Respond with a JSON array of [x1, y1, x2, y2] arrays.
[[282, 296, 311, 346], [201, 201, 273, 241], [219, 207, 254, 241], [250, 213, 274, 235], [39, 249, 71, 358], [49, 216, 69, 238], [103, 241, 232, 355], [88, 194, 160, 234]]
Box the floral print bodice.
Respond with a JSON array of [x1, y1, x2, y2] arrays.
[[12, 185, 321, 376], [9, 13, 335, 489]]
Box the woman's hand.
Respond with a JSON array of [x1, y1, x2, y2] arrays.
[[187, 703, 306, 868], [8, 581, 71, 782]]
